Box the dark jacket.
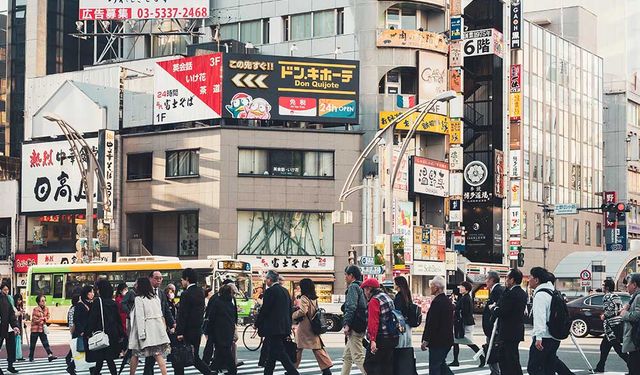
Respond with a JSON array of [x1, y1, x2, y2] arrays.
[[86, 297, 125, 362], [176, 284, 206, 343], [422, 293, 454, 349], [482, 284, 505, 337], [255, 283, 292, 337], [455, 293, 475, 326], [72, 299, 92, 339], [341, 280, 366, 328], [0, 294, 17, 339], [206, 294, 236, 347], [157, 288, 176, 328], [394, 291, 410, 319], [493, 285, 528, 342]]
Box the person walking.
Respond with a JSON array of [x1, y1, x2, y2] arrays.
[[450, 281, 484, 367], [206, 283, 238, 375], [86, 279, 125, 375], [28, 294, 56, 362], [73, 286, 95, 374], [526, 267, 561, 375], [128, 277, 171, 375], [144, 271, 176, 375], [595, 279, 628, 372], [621, 273, 640, 375], [203, 279, 235, 369], [341, 265, 367, 375], [13, 293, 25, 364], [65, 294, 81, 375], [393, 276, 413, 348], [420, 276, 454, 375], [0, 287, 19, 375], [0, 284, 17, 373], [255, 270, 299, 375], [491, 268, 528, 375], [361, 278, 399, 375], [115, 283, 128, 335], [483, 272, 504, 375], [291, 278, 333, 375], [173, 268, 211, 375]]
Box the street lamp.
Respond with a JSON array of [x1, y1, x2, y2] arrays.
[[43, 113, 108, 263]]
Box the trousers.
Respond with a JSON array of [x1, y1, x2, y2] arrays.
[[341, 331, 366, 375]]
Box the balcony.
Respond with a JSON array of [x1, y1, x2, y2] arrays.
[[376, 29, 448, 54]]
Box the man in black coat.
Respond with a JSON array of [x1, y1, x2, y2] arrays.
[[254, 270, 299, 375], [492, 268, 528, 375], [483, 271, 505, 375], [144, 271, 176, 375], [0, 292, 19, 375], [174, 268, 211, 375], [421, 276, 454, 375]]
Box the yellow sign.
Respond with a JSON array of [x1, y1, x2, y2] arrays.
[[449, 119, 462, 144], [376, 29, 448, 54], [379, 111, 451, 134], [510, 92, 522, 121]]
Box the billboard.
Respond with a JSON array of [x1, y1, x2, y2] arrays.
[[154, 53, 223, 125], [411, 156, 449, 197], [463, 29, 504, 58], [511, 0, 523, 49], [79, 0, 210, 20], [222, 54, 359, 124], [376, 30, 448, 53], [379, 111, 451, 134], [418, 51, 448, 115], [22, 139, 99, 213]]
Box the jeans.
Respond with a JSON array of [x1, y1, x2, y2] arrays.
[[363, 336, 397, 375], [29, 332, 53, 359], [262, 335, 299, 375], [341, 331, 366, 375], [428, 346, 454, 375], [526, 338, 560, 375], [498, 341, 522, 375], [596, 335, 628, 370]]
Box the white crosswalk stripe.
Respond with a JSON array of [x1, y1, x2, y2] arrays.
[[0, 358, 623, 375]]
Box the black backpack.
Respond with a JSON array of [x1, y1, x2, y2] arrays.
[[309, 300, 328, 335], [536, 289, 571, 340], [406, 303, 422, 328]]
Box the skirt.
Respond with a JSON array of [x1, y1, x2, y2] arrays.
[[132, 343, 171, 359], [454, 325, 476, 345]]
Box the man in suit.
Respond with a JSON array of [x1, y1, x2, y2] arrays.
[[255, 270, 299, 375], [0, 289, 19, 375], [144, 271, 177, 375], [492, 268, 528, 375], [421, 275, 454, 375], [174, 268, 211, 375], [483, 271, 505, 375]]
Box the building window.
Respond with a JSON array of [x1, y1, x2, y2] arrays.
[[561, 217, 567, 243], [220, 23, 239, 40], [238, 149, 334, 178], [313, 10, 335, 37], [385, 7, 417, 29], [547, 217, 555, 242], [240, 20, 262, 44], [534, 213, 542, 240], [166, 149, 199, 178], [522, 211, 527, 239], [285, 10, 342, 41], [289, 13, 312, 40], [596, 222, 602, 247], [337, 8, 345, 35], [127, 152, 152, 181], [26, 214, 95, 252], [178, 212, 198, 257], [573, 219, 580, 244], [221, 20, 269, 44], [0, 218, 10, 261], [585, 221, 591, 246], [378, 67, 417, 95]]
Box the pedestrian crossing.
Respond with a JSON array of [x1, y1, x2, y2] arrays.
[[0, 358, 625, 375]]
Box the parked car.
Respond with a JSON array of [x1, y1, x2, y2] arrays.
[[567, 292, 630, 337]]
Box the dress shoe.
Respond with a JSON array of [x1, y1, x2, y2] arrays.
[[48, 355, 57, 362], [479, 355, 486, 368], [449, 360, 460, 367], [7, 367, 18, 374]]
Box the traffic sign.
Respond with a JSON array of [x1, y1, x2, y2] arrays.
[[580, 269, 592, 281], [554, 203, 578, 215], [581, 280, 592, 288], [509, 238, 521, 260], [359, 256, 375, 267], [361, 265, 384, 275]]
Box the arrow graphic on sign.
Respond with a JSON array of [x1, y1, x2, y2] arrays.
[[231, 73, 269, 89]]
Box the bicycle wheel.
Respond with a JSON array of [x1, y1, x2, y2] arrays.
[[243, 324, 263, 351]]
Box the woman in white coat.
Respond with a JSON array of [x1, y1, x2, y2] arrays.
[[128, 277, 171, 375]]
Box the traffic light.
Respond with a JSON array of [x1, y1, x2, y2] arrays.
[[517, 251, 525, 268], [348, 249, 357, 265], [615, 202, 630, 222], [601, 202, 630, 222]]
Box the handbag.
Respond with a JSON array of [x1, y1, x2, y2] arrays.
[[350, 289, 368, 333], [42, 324, 49, 335], [88, 298, 110, 351], [284, 336, 297, 362], [171, 342, 194, 367]]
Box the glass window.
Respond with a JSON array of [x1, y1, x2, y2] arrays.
[[166, 149, 199, 178], [220, 23, 238, 40], [127, 153, 152, 180], [240, 20, 261, 44], [386, 8, 401, 29], [585, 221, 591, 246], [290, 13, 311, 40], [313, 10, 335, 37], [596, 222, 602, 247], [270, 150, 303, 176], [53, 274, 64, 299], [573, 219, 579, 244], [239, 149, 334, 178], [239, 149, 268, 175], [401, 8, 416, 30], [178, 212, 198, 257], [337, 8, 345, 35], [522, 211, 528, 239], [587, 295, 604, 306], [561, 217, 567, 243], [534, 213, 542, 240], [31, 274, 52, 295]]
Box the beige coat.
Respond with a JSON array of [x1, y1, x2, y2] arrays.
[[128, 296, 170, 351], [292, 296, 323, 350]]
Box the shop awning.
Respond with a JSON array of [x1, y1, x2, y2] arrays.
[[553, 250, 640, 280]]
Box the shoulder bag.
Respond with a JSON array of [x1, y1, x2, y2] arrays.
[[350, 287, 368, 333], [88, 298, 110, 351]]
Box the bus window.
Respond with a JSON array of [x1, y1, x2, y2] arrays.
[[65, 274, 82, 298], [53, 275, 64, 299], [31, 274, 51, 296]]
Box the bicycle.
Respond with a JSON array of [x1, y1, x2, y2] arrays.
[[241, 303, 263, 351]]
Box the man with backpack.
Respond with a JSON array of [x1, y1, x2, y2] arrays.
[[527, 267, 571, 375], [621, 273, 640, 374], [341, 266, 367, 375]]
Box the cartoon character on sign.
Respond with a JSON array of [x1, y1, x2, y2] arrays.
[[225, 93, 252, 118], [245, 98, 272, 119]]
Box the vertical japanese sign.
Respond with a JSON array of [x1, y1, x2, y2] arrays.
[[511, 0, 522, 49], [21, 139, 99, 213], [103, 130, 115, 224], [154, 53, 223, 125], [449, 67, 463, 93], [495, 150, 505, 198], [451, 17, 463, 41], [449, 41, 463, 68]]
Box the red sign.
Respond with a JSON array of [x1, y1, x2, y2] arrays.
[[14, 254, 37, 273], [510, 64, 521, 93], [278, 97, 317, 117], [604, 191, 617, 229]]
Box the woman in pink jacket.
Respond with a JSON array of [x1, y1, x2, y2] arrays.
[[29, 294, 57, 362]]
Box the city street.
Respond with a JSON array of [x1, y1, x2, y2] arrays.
[[3, 325, 628, 374]]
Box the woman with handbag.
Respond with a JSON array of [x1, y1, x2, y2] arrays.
[[86, 279, 125, 375], [73, 286, 95, 373], [13, 293, 25, 362], [28, 294, 57, 362], [292, 278, 333, 375], [450, 281, 485, 368], [128, 277, 171, 375]]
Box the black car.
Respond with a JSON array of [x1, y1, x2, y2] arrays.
[[567, 292, 630, 337]]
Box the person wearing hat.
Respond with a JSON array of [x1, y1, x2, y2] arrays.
[[361, 278, 399, 375]]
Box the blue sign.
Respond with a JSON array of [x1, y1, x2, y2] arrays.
[[606, 225, 627, 251], [451, 17, 463, 41]]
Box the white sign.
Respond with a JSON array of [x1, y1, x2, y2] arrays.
[[509, 152, 522, 178], [39, 252, 113, 265], [449, 146, 464, 170], [509, 207, 521, 235], [359, 256, 375, 267], [21, 139, 99, 213], [510, 180, 521, 207], [79, 0, 210, 20], [463, 29, 504, 58], [238, 255, 334, 273], [362, 266, 385, 275], [450, 172, 463, 196], [464, 161, 488, 187], [412, 260, 446, 276], [581, 280, 592, 288], [449, 94, 464, 118], [103, 130, 115, 224], [445, 252, 457, 271], [554, 203, 578, 215], [580, 269, 592, 281], [449, 199, 463, 222], [418, 51, 448, 116], [412, 157, 449, 197]]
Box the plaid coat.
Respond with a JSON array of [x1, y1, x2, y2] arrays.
[[30, 305, 50, 333]]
